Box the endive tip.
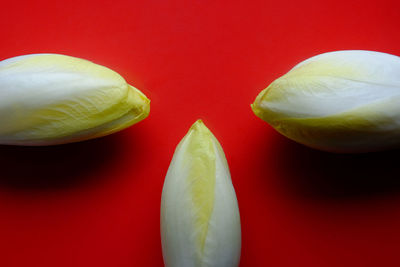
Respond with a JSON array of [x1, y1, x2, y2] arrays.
[[250, 102, 258, 115], [189, 119, 210, 132], [139, 92, 151, 117], [193, 119, 204, 125], [127, 84, 151, 118], [251, 87, 269, 120]]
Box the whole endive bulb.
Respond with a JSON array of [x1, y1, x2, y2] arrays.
[[161, 120, 241, 267], [0, 54, 150, 145], [252, 50, 400, 153]]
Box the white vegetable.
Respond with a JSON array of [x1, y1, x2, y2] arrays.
[[161, 120, 241, 267], [0, 54, 149, 145], [252, 50, 400, 153]]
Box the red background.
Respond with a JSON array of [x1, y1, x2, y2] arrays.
[[1, 0, 400, 266]]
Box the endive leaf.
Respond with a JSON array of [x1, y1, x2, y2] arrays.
[[0, 54, 150, 145], [252, 50, 400, 153], [161, 120, 241, 267]]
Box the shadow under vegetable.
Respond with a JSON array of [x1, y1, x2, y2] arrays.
[[0, 134, 124, 190], [265, 130, 400, 201]]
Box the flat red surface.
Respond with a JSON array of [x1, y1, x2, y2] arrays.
[[1, 0, 400, 266]]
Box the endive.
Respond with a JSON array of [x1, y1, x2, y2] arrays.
[[252, 50, 400, 153], [0, 54, 149, 145], [161, 120, 241, 267]]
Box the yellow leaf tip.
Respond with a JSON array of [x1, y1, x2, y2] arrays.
[[191, 119, 205, 128], [188, 119, 213, 138]]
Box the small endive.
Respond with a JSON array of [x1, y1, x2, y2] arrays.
[[252, 50, 400, 153], [161, 120, 241, 267], [0, 54, 149, 145]]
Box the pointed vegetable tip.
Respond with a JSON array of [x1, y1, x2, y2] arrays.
[[0, 53, 150, 146], [161, 120, 241, 267], [252, 50, 400, 153]]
